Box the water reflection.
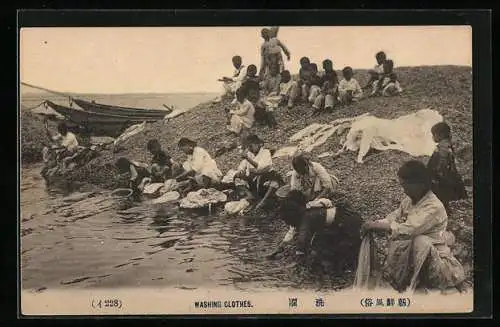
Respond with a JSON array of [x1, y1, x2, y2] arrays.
[[21, 165, 354, 291]]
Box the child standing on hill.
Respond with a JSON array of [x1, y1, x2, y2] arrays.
[[259, 28, 291, 78], [338, 66, 363, 104], [427, 122, 468, 214], [312, 59, 339, 114]]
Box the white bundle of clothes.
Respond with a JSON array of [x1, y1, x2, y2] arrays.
[[273, 109, 443, 164], [341, 109, 443, 163], [179, 188, 228, 209], [223, 199, 250, 215]]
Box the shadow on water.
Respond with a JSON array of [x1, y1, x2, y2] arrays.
[[21, 165, 354, 291]]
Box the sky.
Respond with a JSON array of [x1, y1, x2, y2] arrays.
[[20, 26, 472, 94]]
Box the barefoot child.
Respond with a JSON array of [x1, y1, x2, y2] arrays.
[[427, 122, 468, 214], [338, 66, 363, 104], [259, 28, 291, 78]]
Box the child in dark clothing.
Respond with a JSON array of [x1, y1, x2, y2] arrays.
[[306, 63, 323, 104], [370, 59, 403, 96], [427, 122, 468, 213], [244, 64, 261, 83], [241, 68, 278, 129], [298, 57, 312, 101], [272, 190, 363, 271], [312, 59, 339, 114], [146, 139, 175, 183], [364, 51, 386, 90], [114, 157, 151, 200]]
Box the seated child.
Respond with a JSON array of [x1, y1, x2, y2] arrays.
[[259, 27, 291, 78], [243, 64, 261, 83], [174, 138, 223, 194], [427, 122, 468, 214], [214, 55, 248, 103], [146, 139, 176, 183], [305, 63, 322, 104], [226, 87, 256, 136], [240, 78, 278, 129], [298, 56, 312, 100], [338, 66, 363, 104], [273, 190, 363, 271], [114, 157, 151, 200], [260, 63, 282, 96], [264, 70, 299, 109], [371, 60, 403, 96], [363, 51, 386, 90], [312, 59, 339, 113]]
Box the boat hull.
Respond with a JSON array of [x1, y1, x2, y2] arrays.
[[73, 98, 171, 118], [46, 101, 156, 137]]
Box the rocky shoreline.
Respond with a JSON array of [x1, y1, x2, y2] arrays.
[[21, 66, 474, 285]]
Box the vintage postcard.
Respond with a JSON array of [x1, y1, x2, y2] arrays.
[[19, 21, 482, 316]]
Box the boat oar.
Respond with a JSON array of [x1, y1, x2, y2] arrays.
[[21, 82, 72, 98]]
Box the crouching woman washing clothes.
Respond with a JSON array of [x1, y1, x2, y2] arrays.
[[233, 134, 284, 211], [290, 154, 339, 201], [174, 138, 223, 194], [359, 160, 467, 293], [268, 190, 363, 272]]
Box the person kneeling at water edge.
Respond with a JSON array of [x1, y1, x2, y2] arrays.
[[269, 190, 362, 272], [174, 138, 223, 194], [114, 157, 151, 200], [290, 154, 339, 201], [146, 139, 177, 183], [360, 160, 467, 293], [233, 134, 283, 211], [44, 121, 80, 170]]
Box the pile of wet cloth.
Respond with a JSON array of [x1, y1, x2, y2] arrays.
[[273, 109, 443, 163]]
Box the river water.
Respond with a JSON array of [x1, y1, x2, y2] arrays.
[[21, 165, 354, 293]]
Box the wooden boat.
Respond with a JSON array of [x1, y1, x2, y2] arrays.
[[45, 101, 157, 137], [46, 101, 162, 124], [72, 98, 172, 118]]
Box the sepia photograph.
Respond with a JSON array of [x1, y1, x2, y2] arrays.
[[19, 22, 479, 315]]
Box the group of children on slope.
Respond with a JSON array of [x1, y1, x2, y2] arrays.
[[219, 49, 404, 140]]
